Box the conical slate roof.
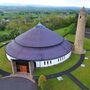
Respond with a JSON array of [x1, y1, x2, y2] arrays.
[[79, 7, 86, 16], [15, 23, 64, 47], [6, 23, 72, 61]]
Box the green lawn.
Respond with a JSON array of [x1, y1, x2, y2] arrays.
[[36, 29, 90, 90], [65, 34, 90, 50], [0, 48, 12, 73], [72, 51, 90, 89], [0, 26, 90, 90], [55, 25, 71, 36], [34, 54, 79, 76], [55, 23, 75, 36], [44, 75, 80, 90]]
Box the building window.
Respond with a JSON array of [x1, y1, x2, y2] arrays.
[[50, 61, 52, 64], [80, 16, 81, 19], [58, 59, 59, 62], [44, 61, 46, 65], [47, 61, 49, 64]]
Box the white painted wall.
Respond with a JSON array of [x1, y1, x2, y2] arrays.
[[6, 51, 71, 68], [6, 54, 15, 61], [36, 51, 71, 67]]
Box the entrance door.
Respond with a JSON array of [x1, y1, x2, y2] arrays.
[[19, 65, 28, 72], [16, 61, 29, 73]]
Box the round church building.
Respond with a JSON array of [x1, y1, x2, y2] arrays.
[[6, 23, 72, 74]]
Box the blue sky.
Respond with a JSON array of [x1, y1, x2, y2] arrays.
[[0, 0, 90, 8]]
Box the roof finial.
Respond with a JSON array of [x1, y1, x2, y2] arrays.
[[37, 22, 42, 26], [38, 15, 41, 24]]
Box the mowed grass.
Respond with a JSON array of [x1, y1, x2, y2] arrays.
[[45, 75, 80, 90], [72, 51, 90, 89], [65, 34, 90, 50], [0, 26, 89, 90], [42, 30, 90, 90], [0, 48, 12, 73], [55, 25, 72, 36], [34, 54, 79, 76]]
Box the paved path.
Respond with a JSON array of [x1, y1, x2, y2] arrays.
[[0, 77, 37, 90], [66, 73, 89, 90], [0, 69, 10, 76], [34, 54, 90, 89], [34, 54, 85, 79], [63, 32, 70, 37], [0, 40, 89, 89], [0, 42, 9, 48]]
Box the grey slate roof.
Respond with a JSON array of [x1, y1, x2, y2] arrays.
[[0, 77, 37, 90], [15, 24, 64, 47], [6, 23, 72, 61]]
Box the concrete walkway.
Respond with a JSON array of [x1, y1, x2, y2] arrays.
[[0, 77, 37, 90], [0, 41, 89, 89], [34, 54, 90, 89], [66, 73, 89, 90], [0, 69, 10, 76], [34, 54, 85, 79], [10, 72, 35, 83]]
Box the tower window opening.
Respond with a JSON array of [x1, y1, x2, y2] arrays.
[[80, 16, 81, 18]]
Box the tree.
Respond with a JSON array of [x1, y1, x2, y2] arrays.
[[38, 75, 47, 90]]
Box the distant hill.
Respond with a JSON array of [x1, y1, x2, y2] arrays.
[[0, 5, 90, 14], [0, 5, 81, 12]]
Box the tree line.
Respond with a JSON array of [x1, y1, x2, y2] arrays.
[[0, 11, 90, 42]]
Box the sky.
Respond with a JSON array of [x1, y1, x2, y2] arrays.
[[0, 0, 90, 8]]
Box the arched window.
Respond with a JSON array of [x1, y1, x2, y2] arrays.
[[80, 16, 81, 19]]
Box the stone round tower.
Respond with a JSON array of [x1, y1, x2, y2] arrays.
[[74, 7, 87, 54]]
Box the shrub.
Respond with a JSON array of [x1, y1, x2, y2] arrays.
[[38, 75, 47, 90]]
